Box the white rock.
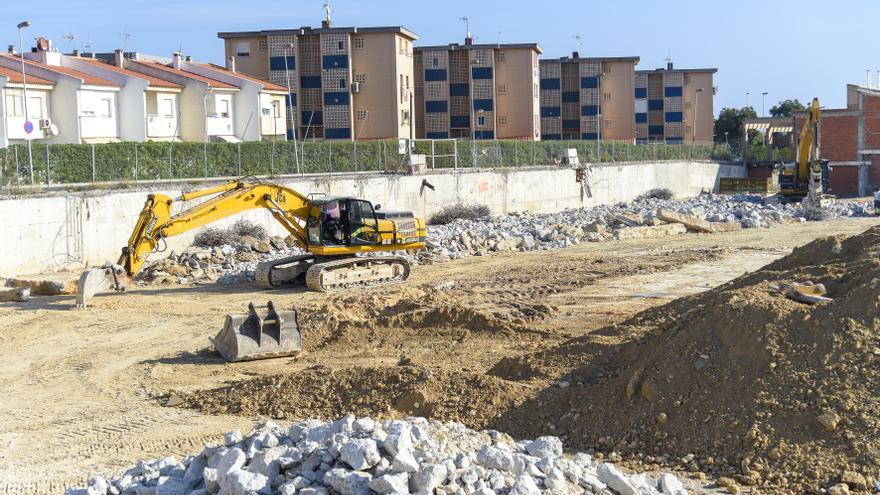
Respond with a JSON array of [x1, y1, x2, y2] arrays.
[[224, 470, 270, 495], [409, 464, 448, 493], [339, 438, 381, 470], [323, 468, 372, 495], [476, 445, 514, 471], [510, 474, 541, 495], [368, 473, 410, 494], [659, 473, 686, 495], [224, 430, 243, 447], [390, 448, 420, 474], [525, 436, 563, 458], [597, 463, 637, 495]]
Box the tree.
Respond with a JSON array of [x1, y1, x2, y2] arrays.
[[769, 99, 806, 117], [714, 106, 758, 143]]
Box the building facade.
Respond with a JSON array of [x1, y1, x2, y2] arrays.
[[635, 63, 716, 144], [413, 41, 542, 140], [218, 25, 417, 141], [538, 55, 638, 141]]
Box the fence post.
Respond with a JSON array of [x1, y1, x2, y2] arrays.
[[204, 141, 209, 178], [91, 144, 96, 182], [453, 140, 458, 170], [14, 146, 20, 185], [134, 143, 139, 182], [328, 140, 333, 175], [168, 143, 173, 180], [237, 143, 242, 176], [496, 141, 502, 167], [45, 144, 50, 185]]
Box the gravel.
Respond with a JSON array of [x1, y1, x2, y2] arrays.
[[67, 416, 696, 495]]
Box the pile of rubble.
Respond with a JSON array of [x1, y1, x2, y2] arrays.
[[418, 194, 872, 263], [69, 416, 695, 495], [137, 234, 305, 286]]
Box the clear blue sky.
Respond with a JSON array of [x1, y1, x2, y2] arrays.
[[3, 0, 878, 116]]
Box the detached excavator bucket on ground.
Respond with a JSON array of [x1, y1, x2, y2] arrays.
[[211, 302, 302, 362]]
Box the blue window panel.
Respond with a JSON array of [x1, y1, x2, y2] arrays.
[[541, 134, 562, 141], [648, 99, 664, 111], [471, 67, 493, 80], [580, 76, 599, 89], [540, 78, 561, 90], [475, 130, 494, 140], [636, 138, 649, 144], [666, 137, 684, 144], [286, 129, 297, 140], [322, 54, 349, 70], [269, 56, 296, 71], [581, 105, 600, 117], [300, 76, 322, 89], [449, 83, 469, 97], [649, 125, 665, 136], [323, 92, 350, 106], [562, 119, 580, 129], [424, 69, 448, 82], [426, 132, 449, 139], [665, 111, 683, 123], [301, 111, 323, 125], [635, 88, 647, 99], [664, 86, 683, 98], [450, 115, 470, 128], [582, 133, 599, 140], [635, 112, 647, 124], [540, 107, 561, 118], [425, 100, 448, 113], [473, 99, 494, 112], [561, 91, 580, 103], [324, 128, 351, 139], [285, 93, 297, 107]]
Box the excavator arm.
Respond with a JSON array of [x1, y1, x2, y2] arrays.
[[77, 180, 313, 308], [797, 98, 821, 183]]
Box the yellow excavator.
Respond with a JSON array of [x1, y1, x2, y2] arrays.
[[779, 97, 831, 206], [76, 179, 426, 308]]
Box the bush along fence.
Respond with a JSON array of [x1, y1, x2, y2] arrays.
[[0, 139, 733, 188]]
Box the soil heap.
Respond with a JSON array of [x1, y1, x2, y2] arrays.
[[496, 225, 880, 494]]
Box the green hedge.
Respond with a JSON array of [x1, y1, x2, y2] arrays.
[[0, 140, 732, 187]]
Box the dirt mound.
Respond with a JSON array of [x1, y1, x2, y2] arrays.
[[493, 226, 880, 493], [176, 365, 527, 430]]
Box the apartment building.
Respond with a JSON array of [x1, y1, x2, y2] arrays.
[[0, 64, 54, 147], [635, 63, 716, 144], [413, 40, 542, 140], [218, 23, 417, 140], [538, 54, 639, 141]]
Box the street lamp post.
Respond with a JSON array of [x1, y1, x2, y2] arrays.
[[762, 92, 768, 117], [17, 20, 33, 183], [282, 43, 300, 175], [746, 92, 750, 109], [693, 88, 704, 143]]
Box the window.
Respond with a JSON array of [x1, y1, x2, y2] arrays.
[[355, 74, 367, 84], [498, 116, 508, 126], [495, 52, 506, 63], [684, 101, 692, 109], [497, 84, 507, 95], [5, 92, 23, 117], [338, 40, 345, 51], [158, 97, 175, 118], [258, 40, 268, 52], [601, 62, 611, 74], [28, 97, 43, 119], [604, 92, 613, 102], [476, 115, 486, 128], [218, 99, 230, 118], [353, 37, 365, 49], [400, 75, 405, 103], [99, 98, 113, 118], [401, 109, 409, 123], [235, 41, 250, 57], [357, 110, 368, 121], [339, 78, 346, 89], [432, 57, 439, 68], [605, 119, 613, 129]]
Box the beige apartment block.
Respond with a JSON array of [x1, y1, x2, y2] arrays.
[[635, 63, 716, 144], [539, 54, 639, 142], [219, 24, 417, 140], [413, 40, 542, 141]]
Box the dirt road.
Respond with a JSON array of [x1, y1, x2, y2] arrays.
[[0, 218, 877, 494]]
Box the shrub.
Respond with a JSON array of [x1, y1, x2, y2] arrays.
[[638, 188, 674, 201], [230, 219, 268, 240], [193, 227, 238, 248], [428, 204, 491, 225]]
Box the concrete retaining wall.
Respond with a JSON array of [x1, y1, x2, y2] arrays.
[[0, 161, 745, 276]]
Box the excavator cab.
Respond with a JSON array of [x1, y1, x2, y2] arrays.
[[307, 198, 380, 248]]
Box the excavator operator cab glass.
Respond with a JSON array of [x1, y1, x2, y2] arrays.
[[320, 200, 346, 246], [348, 200, 379, 246], [306, 206, 322, 245]]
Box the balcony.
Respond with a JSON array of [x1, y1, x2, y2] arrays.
[[206, 115, 233, 137], [147, 115, 177, 139], [260, 116, 287, 137]]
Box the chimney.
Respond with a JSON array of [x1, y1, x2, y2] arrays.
[[72, 49, 80, 57], [572, 51, 579, 59], [7, 45, 15, 55], [172, 51, 183, 69], [667, 61, 674, 70], [321, 19, 331, 28], [185, 55, 192, 62], [114, 48, 124, 69], [226, 55, 236, 73], [465, 36, 474, 46]]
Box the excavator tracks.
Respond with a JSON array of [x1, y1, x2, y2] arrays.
[[305, 256, 411, 292], [255, 255, 316, 289]]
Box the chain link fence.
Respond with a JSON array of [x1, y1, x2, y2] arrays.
[[0, 139, 733, 190]]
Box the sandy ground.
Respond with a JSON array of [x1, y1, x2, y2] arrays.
[[0, 218, 877, 494]]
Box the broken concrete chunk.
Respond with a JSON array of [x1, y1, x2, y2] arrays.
[[0, 286, 29, 302], [597, 463, 638, 495]]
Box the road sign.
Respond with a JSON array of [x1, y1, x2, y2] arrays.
[[23, 121, 34, 134]]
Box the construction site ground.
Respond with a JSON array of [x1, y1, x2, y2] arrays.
[[1, 218, 878, 494]]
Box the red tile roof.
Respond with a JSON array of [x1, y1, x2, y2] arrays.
[[133, 61, 238, 89], [0, 65, 53, 86], [199, 63, 289, 92], [0, 54, 120, 87], [76, 58, 183, 89]]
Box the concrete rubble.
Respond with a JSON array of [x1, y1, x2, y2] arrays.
[[67, 416, 696, 495]]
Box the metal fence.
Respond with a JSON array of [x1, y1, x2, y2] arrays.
[[0, 139, 733, 189]]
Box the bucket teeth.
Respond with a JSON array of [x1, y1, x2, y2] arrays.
[[212, 301, 302, 362]]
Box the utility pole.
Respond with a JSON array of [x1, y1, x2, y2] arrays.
[[17, 21, 33, 183]]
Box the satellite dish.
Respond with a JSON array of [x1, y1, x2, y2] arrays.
[[49, 124, 60, 136]]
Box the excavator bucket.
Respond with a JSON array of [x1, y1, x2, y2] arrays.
[[76, 264, 128, 309], [211, 301, 302, 362]]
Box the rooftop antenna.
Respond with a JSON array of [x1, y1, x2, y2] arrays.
[[83, 31, 92, 53], [117, 32, 131, 51], [323, 0, 333, 28], [460, 16, 470, 40], [62, 33, 76, 51], [666, 48, 673, 65], [868, 69, 872, 88], [573, 34, 582, 53]]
